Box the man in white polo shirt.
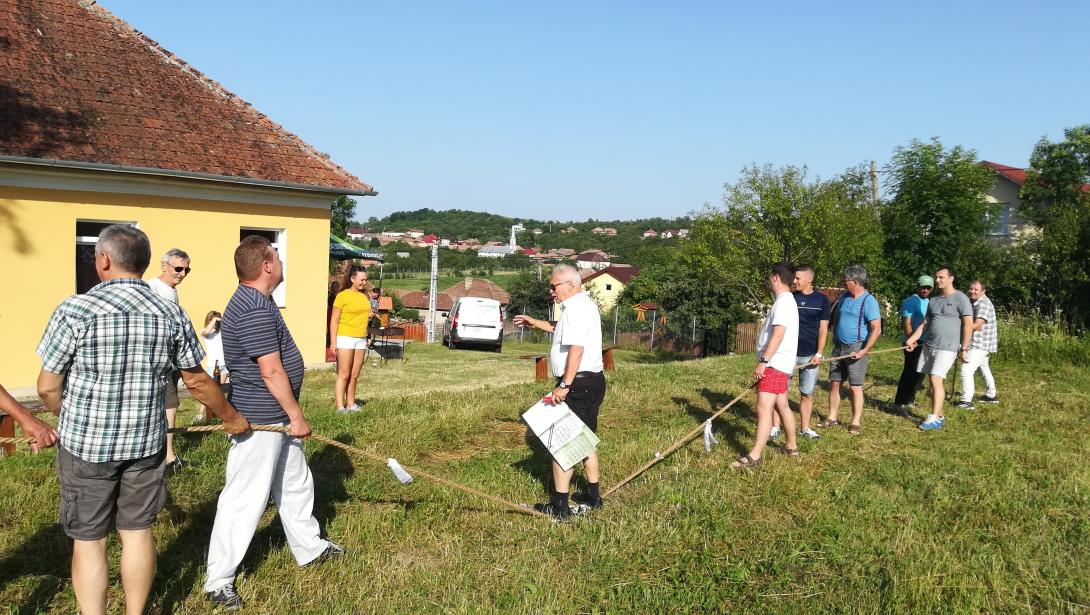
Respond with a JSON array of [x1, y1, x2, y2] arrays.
[[732, 263, 799, 469], [514, 264, 605, 520]]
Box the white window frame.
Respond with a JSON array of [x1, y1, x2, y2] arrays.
[[241, 227, 288, 308], [76, 219, 138, 293]]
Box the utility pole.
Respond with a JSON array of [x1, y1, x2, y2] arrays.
[[870, 160, 878, 206], [426, 243, 438, 343]]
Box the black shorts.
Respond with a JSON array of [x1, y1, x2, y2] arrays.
[[561, 371, 606, 432], [56, 445, 168, 540]]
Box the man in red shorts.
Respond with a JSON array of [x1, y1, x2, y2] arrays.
[[732, 263, 800, 469]]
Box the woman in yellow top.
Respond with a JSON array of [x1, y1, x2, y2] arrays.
[[330, 265, 372, 413]]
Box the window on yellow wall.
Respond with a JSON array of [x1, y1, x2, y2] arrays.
[[240, 227, 287, 308], [605, 284, 612, 291], [76, 220, 137, 294]]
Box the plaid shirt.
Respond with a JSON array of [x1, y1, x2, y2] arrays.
[[36, 278, 205, 462], [970, 294, 998, 353]]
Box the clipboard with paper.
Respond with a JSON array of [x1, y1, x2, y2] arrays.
[[522, 398, 600, 471]]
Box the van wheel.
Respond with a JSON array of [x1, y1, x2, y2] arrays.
[[493, 342, 503, 353]]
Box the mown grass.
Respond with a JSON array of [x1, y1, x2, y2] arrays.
[[1, 339, 1088, 613]]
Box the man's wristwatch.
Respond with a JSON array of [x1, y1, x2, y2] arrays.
[[558, 381, 571, 389], [814, 353, 824, 359], [758, 357, 769, 364]]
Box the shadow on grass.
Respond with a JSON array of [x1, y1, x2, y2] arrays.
[[674, 389, 755, 455], [151, 434, 356, 614], [512, 426, 555, 495], [0, 522, 70, 614]]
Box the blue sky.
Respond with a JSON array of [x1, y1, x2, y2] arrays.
[[101, 1, 1090, 222]]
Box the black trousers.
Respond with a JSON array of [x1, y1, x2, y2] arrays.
[[894, 347, 925, 405]]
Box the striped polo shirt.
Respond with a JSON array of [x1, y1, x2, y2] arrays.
[[222, 284, 304, 424]]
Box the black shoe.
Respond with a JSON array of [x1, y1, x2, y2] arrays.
[[305, 541, 345, 566], [980, 395, 999, 404], [570, 491, 603, 510], [207, 583, 243, 610], [532, 502, 573, 521]]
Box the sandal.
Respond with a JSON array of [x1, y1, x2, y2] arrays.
[[818, 418, 840, 428], [847, 424, 861, 435], [783, 447, 800, 457], [730, 454, 763, 470]]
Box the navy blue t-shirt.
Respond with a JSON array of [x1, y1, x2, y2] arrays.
[[793, 290, 833, 356], [222, 284, 304, 424]]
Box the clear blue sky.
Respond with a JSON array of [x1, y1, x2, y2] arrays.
[[101, 0, 1090, 222]]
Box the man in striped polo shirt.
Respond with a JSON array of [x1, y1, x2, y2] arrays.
[[204, 236, 343, 610], [36, 225, 249, 615]]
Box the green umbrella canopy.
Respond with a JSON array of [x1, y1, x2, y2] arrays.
[[330, 234, 384, 261]]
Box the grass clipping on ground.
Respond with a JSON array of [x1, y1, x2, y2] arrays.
[[1, 341, 1088, 613]]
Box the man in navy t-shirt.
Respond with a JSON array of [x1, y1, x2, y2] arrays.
[[771, 264, 832, 440], [203, 236, 343, 610]]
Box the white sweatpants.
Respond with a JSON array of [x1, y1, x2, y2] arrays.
[[204, 427, 329, 592], [960, 348, 997, 401]]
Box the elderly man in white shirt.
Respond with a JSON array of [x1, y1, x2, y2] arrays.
[[514, 264, 606, 520], [147, 247, 191, 470]]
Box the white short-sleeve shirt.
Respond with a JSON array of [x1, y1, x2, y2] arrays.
[[757, 290, 800, 374], [550, 292, 604, 378], [147, 277, 179, 304]]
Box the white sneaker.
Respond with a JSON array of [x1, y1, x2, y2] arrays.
[[800, 428, 821, 439], [768, 426, 782, 442]]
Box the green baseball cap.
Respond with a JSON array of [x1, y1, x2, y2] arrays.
[[917, 275, 934, 288]]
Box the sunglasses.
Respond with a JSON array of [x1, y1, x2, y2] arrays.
[[549, 281, 571, 291], [173, 266, 191, 274]]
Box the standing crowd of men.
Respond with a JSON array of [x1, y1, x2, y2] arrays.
[[738, 261, 1001, 467], [1, 226, 1006, 609]]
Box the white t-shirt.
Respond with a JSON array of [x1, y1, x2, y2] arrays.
[[203, 331, 227, 376], [757, 290, 800, 374], [550, 292, 604, 378], [147, 277, 179, 304]]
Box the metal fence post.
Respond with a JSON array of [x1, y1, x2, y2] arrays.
[[613, 306, 619, 347], [649, 310, 656, 350]]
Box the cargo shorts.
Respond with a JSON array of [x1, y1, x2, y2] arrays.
[[56, 445, 168, 541]]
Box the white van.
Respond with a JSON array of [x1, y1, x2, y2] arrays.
[[443, 297, 503, 351]]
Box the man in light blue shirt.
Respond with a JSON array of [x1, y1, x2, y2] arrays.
[[820, 265, 882, 435]]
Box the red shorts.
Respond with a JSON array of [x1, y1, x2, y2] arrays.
[[757, 367, 789, 394]]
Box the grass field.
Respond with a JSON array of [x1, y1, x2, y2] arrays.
[[376, 271, 525, 292], [1, 340, 1088, 613]]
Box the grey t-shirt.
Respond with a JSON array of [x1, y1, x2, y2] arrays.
[[924, 290, 973, 351]]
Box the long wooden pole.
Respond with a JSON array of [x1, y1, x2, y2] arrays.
[[1, 423, 549, 520], [602, 345, 908, 499]]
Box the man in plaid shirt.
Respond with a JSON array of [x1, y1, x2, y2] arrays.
[[956, 280, 999, 408], [36, 225, 249, 615]]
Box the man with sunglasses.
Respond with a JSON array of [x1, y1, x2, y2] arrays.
[[514, 264, 606, 520], [148, 248, 191, 470]]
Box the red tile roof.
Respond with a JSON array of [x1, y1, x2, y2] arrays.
[[443, 278, 511, 304], [583, 265, 641, 285], [981, 161, 1027, 186], [982, 160, 1090, 194], [0, 0, 370, 193], [397, 290, 455, 311]]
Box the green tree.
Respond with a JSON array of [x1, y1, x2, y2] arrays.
[[330, 195, 357, 238], [881, 138, 997, 296], [506, 272, 552, 318], [1019, 125, 1090, 325], [684, 164, 884, 306]]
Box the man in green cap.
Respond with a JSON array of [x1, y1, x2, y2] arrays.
[[893, 275, 933, 410]]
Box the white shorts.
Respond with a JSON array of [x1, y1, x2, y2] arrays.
[[336, 335, 368, 351], [918, 347, 957, 377]]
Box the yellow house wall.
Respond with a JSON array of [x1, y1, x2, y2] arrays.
[[0, 186, 331, 390], [582, 273, 624, 311]]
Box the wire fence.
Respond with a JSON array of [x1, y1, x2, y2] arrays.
[[503, 304, 743, 356]]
